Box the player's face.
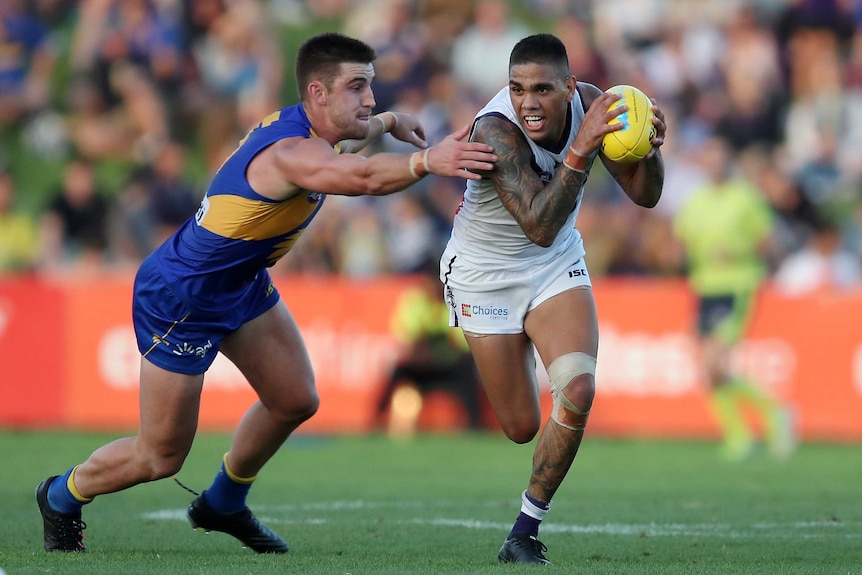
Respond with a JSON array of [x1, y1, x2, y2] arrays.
[[508, 62, 575, 146], [327, 62, 377, 141]]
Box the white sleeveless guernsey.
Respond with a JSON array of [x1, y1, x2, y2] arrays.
[[443, 86, 592, 272]]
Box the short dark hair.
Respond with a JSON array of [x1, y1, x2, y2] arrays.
[[509, 34, 570, 76], [295, 32, 377, 99]]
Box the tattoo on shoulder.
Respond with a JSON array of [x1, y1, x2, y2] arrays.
[[472, 116, 541, 212]]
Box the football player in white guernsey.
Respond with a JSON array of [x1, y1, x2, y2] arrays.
[[440, 33, 666, 565]]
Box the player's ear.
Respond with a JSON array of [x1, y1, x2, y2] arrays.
[[566, 75, 577, 101], [308, 81, 328, 106]]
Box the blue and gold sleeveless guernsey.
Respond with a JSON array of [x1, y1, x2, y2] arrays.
[[132, 103, 327, 374]]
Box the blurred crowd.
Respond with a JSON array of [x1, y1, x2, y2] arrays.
[[2, 0, 862, 295]]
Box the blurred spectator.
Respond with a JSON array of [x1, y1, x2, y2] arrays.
[[553, 13, 610, 90], [182, 0, 283, 170], [373, 259, 483, 436], [345, 0, 432, 113], [745, 146, 821, 263], [773, 216, 862, 296], [40, 158, 112, 273], [714, 6, 785, 149], [0, 170, 39, 273], [337, 199, 389, 277], [112, 141, 200, 263], [382, 193, 442, 274], [0, 0, 56, 128], [449, 0, 533, 101], [68, 0, 182, 162]]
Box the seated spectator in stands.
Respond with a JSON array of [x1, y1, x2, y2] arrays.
[[0, 170, 39, 273], [67, 0, 177, 162], [773, 216, 862, 296], [40, 158, 112, 273], [374, 259, 484, 436], [0, 0, 56, 128], [183, 0, 283, 171], [111, 141, 200, 264]]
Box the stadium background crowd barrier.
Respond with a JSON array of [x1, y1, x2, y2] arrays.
[[1, 274, 860, 441]]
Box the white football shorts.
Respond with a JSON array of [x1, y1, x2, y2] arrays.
[[441, 251, 592, 335]]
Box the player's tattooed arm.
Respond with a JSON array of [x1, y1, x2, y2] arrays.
[[474, 116, 585, 247]]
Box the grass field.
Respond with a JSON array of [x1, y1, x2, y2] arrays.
[[1, 430, 859, 575]]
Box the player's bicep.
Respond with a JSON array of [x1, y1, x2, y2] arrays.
[[273, 138, 369, 194]]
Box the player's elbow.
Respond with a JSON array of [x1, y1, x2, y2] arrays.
[[524, 226, 558, 248], [625, 185, 661, 208], [634, 192, 661, 209]]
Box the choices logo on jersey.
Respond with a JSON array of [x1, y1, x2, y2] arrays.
[[461, 303, 472, 317]]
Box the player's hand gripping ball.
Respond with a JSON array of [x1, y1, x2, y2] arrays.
[[601, 85, 656, 163]]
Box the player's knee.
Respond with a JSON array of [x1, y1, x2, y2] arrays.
[[500, 414, 541, 444], [560, 374, 595, 413], [271, 385, 320, 423], [141, 450, 187, 481], [548, 352, 596, 432]]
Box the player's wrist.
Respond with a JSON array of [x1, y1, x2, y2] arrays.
[[563, 146, 589, 172], [377, 111, 398, 133], [409, 148, 430, 179]]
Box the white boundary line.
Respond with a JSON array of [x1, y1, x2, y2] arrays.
[[142, 500, 862, 540]]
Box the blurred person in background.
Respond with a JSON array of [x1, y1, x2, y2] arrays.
[[673, 136, 795, 461], [111, 141, 201, 266], [440, 34, 665, 564], [182, 0, 284, 171], [449, 0, 533, 101], [0, 170, 39, 273], [67, 0, 180, 162], [0, 0, 56, 129], [35, 31, 496, 554], [39, 158, 112, 274], [374, 258, 483, 436], [773, 215, 862, 296]]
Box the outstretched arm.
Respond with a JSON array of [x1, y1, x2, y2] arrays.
[[261, 123, 496, 199]]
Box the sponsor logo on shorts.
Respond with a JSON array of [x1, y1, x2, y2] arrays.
[[152, 334, 213, 358], [172, 339, 213, 358], [461, 303, 509, 320]]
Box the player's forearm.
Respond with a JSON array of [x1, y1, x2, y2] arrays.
[[616, 150, 664, 208], [347, 149, 430, 196], [527, 167, 587, 246]]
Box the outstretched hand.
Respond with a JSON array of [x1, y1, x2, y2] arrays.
[[390, 112, 428, 148], [425, 123, 497, 181]]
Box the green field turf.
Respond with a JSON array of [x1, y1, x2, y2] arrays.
[[1, 430, 859, 574]]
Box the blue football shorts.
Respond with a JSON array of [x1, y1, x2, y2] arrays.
[[132, 256, 280, 375]]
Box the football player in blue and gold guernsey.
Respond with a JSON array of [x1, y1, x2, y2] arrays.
[[36, 32, 497, 554]]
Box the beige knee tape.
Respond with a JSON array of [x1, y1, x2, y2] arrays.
[[547, 352, 596, 431]]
